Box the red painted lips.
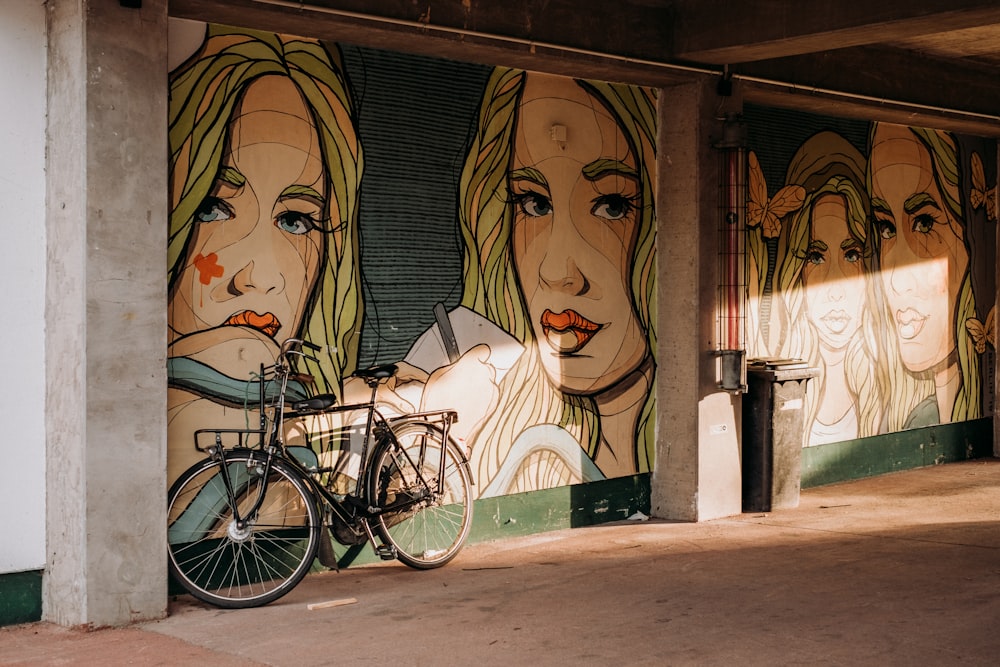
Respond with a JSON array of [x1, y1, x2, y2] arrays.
[[225, 310, 282, 338], [540, 309, 601, 354]]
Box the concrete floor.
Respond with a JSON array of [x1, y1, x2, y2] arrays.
[[3, 458, 1000, 666]]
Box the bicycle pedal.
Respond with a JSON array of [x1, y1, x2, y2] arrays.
[[374, 544, 397, 561]]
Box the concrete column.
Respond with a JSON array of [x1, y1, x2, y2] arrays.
[[45, 0, 169, 626], [650, 77, 743, 521]]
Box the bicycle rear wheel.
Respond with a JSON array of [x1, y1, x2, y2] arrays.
[[167, 451, 320, 608], [370, 421, 473, 569]]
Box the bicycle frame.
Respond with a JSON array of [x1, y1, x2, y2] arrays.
[[191, 342, 466, 540], [169, 337, 475, 608]]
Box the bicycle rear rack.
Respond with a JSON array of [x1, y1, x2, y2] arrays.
[[194, 427, 267, 454]]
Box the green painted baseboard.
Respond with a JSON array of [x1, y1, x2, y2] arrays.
[[164, 474, 652, 596], [316, 473, 653, 570], [802, 417, 994, 488], [0, 570, 42, 626], [468, 472, 652, 540]]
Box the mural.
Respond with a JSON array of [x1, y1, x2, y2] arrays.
[[166, 24, 995, 494], [404, 69, 658, 496], [167, 23, 657, 497], [167, 27, 365, 484], [746, 106, 997, 446]]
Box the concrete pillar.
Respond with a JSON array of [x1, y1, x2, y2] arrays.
[[651, 77, 743, 521], [45, 0, 168, 626]]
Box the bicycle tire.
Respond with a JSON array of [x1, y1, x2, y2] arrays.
[[167, 450, 321, 608], [369, 421, 473, 569]]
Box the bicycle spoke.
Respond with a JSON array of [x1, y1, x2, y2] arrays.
[[169, 341, 473, 607], [167, 454, 320, 608], [371, 422, 472, 569]]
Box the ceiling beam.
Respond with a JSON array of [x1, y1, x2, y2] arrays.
[[169, 0, 676, 71], [168, 0, 1000, 126], [672, 0, 1000, 64], [733, 45, 1000, 125]]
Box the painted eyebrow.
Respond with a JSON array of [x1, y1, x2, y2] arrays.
[[278, 184, 326, 206], [841, 238, 862, 250], [212, 169, 325, 207], [582, 158, 638, 181], [510, 167, 548, 188], [870, 197, 891, 215], [903, 192, 940, 215], [216, 166, 246, 188], [869, 194, 941, 217], [807, 239, 829, 251]]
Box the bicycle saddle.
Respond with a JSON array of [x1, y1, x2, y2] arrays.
[[353, 364, 398, 381], [292, 394, 338, 413]]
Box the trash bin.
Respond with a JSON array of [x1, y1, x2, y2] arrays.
[[742, 359, 818, 512]]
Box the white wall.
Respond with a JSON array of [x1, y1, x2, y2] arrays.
[[0, 0, 47, 573]]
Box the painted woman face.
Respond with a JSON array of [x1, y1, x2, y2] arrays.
[[509, 73, 648, 395], [869, 123, 968, 373], [802, 193, 865, 351], [169, 75, 329, 344]]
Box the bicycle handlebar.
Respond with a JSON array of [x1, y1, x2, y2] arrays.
[[278, 338, 327, 366]]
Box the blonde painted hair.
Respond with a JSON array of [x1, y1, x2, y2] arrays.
[[168, 26, 363, 395], [868, 123, 978, 428], [458, 68, 658, 482], [775, 132, 883, 442], [778, 176, 882, 441]]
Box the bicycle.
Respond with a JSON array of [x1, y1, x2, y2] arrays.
[[166, 338, 475, 608]]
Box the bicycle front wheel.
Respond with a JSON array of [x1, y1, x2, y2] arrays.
[[370, 421, 473, 569], [167, 451, 320, 608]]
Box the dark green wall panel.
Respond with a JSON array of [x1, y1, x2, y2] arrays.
[[0, 570, 42, 626], [802, 418, 993, 488]]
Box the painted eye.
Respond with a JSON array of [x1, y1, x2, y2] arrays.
[[275, 211, 318, 235], [805, 249, 825, 265], [195, 197, 233, 224], [591, 194, 635, 221], [844, 247, 862, 263], [876, 218, 896, 240], [514, 192, 552, 217], [912, 214, 935, 234]]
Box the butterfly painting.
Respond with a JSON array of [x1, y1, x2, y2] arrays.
[[966, 306, 996, 355], [970, 151, 997, 223], [747, 151, 805, 239]]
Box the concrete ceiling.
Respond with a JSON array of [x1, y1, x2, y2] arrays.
[[894, 23, 1000, 67], [170, 0, 1000, 133], [670, 0, 1000, 130], [672, 0, 1000, 68]]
